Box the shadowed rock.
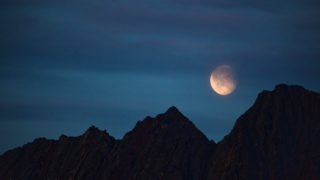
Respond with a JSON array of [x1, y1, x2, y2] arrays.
[[0, 84, 319, 180], [207, 84, 320, 180]]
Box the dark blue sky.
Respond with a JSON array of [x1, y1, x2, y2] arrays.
[[1, 0, 320, 154]]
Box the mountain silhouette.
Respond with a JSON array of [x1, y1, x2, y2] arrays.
[[207, 84, 320, 180], [0, 84, 319, 180]]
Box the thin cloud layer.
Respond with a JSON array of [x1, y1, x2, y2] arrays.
[[0, 0, 319, 153]]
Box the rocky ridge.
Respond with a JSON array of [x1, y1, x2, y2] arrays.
[[0, 84, 319, 180]]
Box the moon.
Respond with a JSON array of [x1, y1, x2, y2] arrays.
[[210, 65, 236, 95]]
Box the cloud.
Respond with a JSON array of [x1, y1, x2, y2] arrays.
[[0, 0, 320, 139], [1, 0, 320, 157]]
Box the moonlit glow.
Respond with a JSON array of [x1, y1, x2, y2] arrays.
[[210, 65, 236, 95]]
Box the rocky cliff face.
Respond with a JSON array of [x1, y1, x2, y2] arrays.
[[106, 106, 214, 180], [0, 84, 319, 180], [0, 126, 116, 179], [207, 84, 320, 180]]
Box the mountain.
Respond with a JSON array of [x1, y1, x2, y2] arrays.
[[0, 126, 116, 179], [106, 106, 214, 180], [0, 84, 319, 180], [207, 84, 320, 180]]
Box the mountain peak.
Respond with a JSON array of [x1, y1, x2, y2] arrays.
[[82, 125, 115, 144], [131, 106, 195, 134], [208, 84, 320, 179], [111, 106, 213, 179], [86, 125, 100, 132], [122, 106, 210, 144], [1, 84, 320, 180], [273, 83, 306, 93], [165, 106, 180, 113], [83, 125, 103, 136], [163, 106, 184, 118], [255, 83, 312, 104], [155, 106, 186, 122]]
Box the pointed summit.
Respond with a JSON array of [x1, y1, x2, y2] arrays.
[[110, 107, 213, 179], [132, 106, 185, 130], [153, 106, 188, 125], [128, 106, 203, 136], [165, 106, 180, 114], [86, 125, 100, 133], [82, 125, 115, 145], [83, 125, 103, 137]]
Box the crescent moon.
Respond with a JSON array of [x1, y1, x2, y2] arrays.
[[210, 65, 236, 95]]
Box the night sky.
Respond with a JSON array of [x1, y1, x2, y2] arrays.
[[1, 0, 320, 154]]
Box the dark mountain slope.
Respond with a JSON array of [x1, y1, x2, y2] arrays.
[[0, 107, 214, 180], [0, 84, 320, 180], [207, 84, 320, 180], [0, 126, 116, 180], [106, 106, 215, 180]]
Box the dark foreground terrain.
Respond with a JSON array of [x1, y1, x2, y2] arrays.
[[0, 84, 319, 180]]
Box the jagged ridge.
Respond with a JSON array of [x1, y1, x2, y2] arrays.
[[0, 84, 319, 180]]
